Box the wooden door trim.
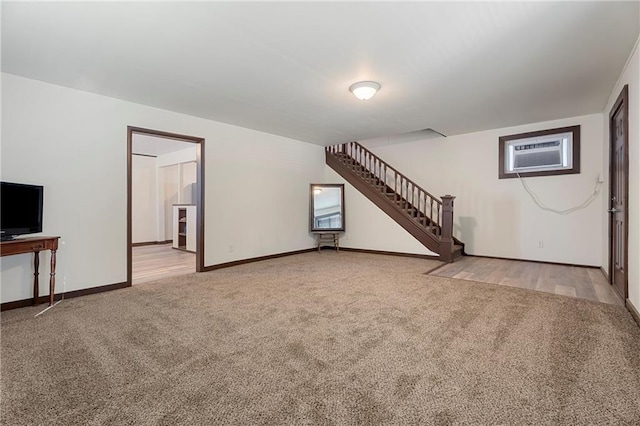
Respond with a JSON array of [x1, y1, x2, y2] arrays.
[[608, 85, 629, 300], [127, 126, 205, 286]]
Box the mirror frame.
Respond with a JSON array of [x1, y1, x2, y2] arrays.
[[309, 183, 345, 232]]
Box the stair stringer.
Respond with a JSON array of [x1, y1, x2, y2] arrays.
[[325, 167, 439, 256], [327, 152, 443, 254]]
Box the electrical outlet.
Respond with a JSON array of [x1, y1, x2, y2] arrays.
[[597, 174, 604, 183], [228, 245, 233, 252], [537, 241, 544, 248]]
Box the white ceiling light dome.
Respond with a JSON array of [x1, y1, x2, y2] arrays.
[[349, 81, 381, 101]]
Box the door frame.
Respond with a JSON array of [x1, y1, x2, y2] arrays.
[[608, 85, 629, 300], [127, 126, 205, 285]]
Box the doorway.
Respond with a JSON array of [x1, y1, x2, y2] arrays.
[[608, 85, 629, 301], [127, 127, 205, 285]]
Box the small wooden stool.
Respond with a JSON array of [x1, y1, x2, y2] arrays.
[[316, 233, 339, 252]]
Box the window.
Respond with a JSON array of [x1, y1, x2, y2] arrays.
[[498, 125, 580, 179]]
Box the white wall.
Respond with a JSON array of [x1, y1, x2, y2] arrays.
[[132, 155, 158, 243], [602, 38, 639, 309], [180, 162, 197, 204], [358, 113, 604, 266], [1, 73, 325, 303], [161, 165, 180, 242]]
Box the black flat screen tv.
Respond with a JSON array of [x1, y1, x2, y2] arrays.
[[1, 181, 44, 241]]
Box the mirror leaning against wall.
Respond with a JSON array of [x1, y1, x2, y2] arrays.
[[309, 184, 345, 232]]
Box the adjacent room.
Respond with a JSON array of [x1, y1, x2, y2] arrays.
[[2, 2, 639, 424], [131, 132, 200, 284]]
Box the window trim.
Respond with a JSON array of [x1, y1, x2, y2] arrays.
[[498, 125, 580, 179]]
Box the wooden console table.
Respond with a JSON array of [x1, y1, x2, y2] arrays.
[[0, 236, 60, 306]]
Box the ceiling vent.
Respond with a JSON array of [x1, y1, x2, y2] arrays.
[[359, 128, 446, 148]]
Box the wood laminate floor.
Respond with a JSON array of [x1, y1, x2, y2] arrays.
[[430, 256, 623, 306], [132, 244, 195, 284]]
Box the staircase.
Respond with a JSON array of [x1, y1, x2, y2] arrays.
[[326, 142, 464, 262]]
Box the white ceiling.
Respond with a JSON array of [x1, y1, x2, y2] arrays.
[[132, 133, 196, 157], [2, 2, 638, 146]]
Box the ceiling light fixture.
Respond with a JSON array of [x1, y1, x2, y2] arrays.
[[349, 81, 380, 101]]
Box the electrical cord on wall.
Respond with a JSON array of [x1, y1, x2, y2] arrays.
[[516, 172, 602, 215]]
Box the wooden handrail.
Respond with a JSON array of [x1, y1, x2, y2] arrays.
[[326, 141, 449, 237], [340, 142, 441, 205]]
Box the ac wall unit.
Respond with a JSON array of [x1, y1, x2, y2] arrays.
[[505, 133, 573, 174], [513, 140, 562, 170]]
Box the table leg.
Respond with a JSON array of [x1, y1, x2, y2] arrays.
[[49, 249, 57, 306], [33, 250, 40, 306]]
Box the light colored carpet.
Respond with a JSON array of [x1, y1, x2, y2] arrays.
[[2, 251, 639, 425]]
